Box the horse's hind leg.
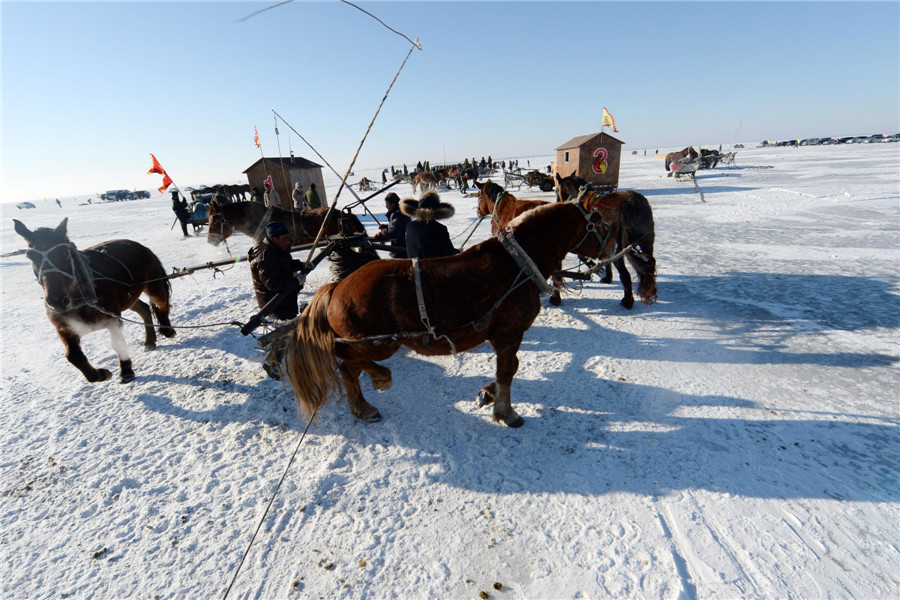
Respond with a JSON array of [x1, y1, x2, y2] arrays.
[[146, 282, 176, 338], [338, 361, 382, 423], [360, 361, 392, 392], [129, 299, 157, 350], [107, 320, 136, 383], [57, 329, 112, 382], [613, 256, 635, 309]]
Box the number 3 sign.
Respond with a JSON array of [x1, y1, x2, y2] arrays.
[[592, 147, 608, 175]]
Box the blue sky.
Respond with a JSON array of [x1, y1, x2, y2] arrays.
[[2, 1, 898, 201]]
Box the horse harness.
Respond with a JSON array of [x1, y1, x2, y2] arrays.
[[27, 242, 98, 311]]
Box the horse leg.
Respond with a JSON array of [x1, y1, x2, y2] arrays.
[[601, 263, 613, 284], [337, 361, 382, 422], [129, 299, 157, 350], [146, 282, 176, 338], [613, 256, 635, 309], [57, 329, 112, 382], [488, 335, 524, 428], [107, 320, 136, 383], [549, 266, 564, 306], [360, 361, 392, 391]]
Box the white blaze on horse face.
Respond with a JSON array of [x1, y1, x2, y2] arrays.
[[108, 322, 131, 362]]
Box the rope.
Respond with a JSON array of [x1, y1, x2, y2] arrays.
[[221, 406, 320, 600]]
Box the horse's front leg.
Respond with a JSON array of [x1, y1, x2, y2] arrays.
[[337, 360, 382, 423], [488, 335, 525, 428], [129, 299, 157, 350], [107, 319, 136, 383], [57, 329, 112, 382], [613, 256, 635, 309]]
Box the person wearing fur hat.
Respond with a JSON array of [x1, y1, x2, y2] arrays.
[[401, 190, 459, 259], [372, 192, 409, 258], [248, 221, 304, 321]]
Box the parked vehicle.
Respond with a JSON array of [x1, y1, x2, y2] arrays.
[[16, 202, 36, 210]]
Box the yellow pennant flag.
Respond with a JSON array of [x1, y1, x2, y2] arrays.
[[601, 107, 618, 132]]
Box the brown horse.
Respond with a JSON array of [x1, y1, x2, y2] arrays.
[[665, 146, 698, 171], [554, 173, 657, 308], [411, 172, 437, 194], [474, 180, 582, 306], [13, 218, 175, 383], [270, 201, 606, 428], [206, 201, 364, 247]]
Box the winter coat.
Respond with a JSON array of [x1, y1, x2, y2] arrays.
[[292, 188, 308, 211], [249, 239, 304, 319], [305, 188, 321, 209], [404, 221, 458, 260], [380, 206, 410, 258], [265, 188, 281, 209], [172, 198, 189, 221]]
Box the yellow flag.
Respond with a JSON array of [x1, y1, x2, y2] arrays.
[[601, 107, 618, 133]]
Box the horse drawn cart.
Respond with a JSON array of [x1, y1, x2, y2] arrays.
[[504, 168, 555, 192]]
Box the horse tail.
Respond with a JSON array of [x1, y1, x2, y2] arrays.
[[144, 248, 176, 337], [622, 192, 657, 305], [284, 282, 343, 418]]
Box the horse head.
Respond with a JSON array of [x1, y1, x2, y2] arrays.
[[13, 218, 96, 311], [474, 180, 504, 217], [206, 201, 233, 246], [553, 173, 588, 203]]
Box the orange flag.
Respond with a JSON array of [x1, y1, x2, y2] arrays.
[[254, 126, 261, 148], [147, 154, 173, 193]]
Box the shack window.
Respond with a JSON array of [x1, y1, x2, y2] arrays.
[[564, 151, 570, 162]]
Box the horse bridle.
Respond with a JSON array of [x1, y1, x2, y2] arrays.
[[26, 242, 98, 310]]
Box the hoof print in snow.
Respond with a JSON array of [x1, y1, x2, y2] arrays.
[[91, 547, 108, 560]]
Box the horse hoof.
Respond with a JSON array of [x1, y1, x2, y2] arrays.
[[160, 327, 176, 338], [549, 292, 562, 306], [144, 343, 157, 351], [503, 415, 524, 428], [600, 276, 613, 284], [120, 372, 136, 384], [621, 297, 635, 310], [96, 369, 113, 382], [354, 407, 382, 423], [476, 390, 493, 407]]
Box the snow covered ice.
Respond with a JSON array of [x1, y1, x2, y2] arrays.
[[1, 143, 898, 599]]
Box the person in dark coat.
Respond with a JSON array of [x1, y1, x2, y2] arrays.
[[372, 192, 409, 258], [249, 221, 304, 321], [401, 190, 458, 259], [171, 190, 190, 237]]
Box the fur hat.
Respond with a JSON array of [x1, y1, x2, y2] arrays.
[[265, 221, 290, 239], [400, 190, 455, 222]]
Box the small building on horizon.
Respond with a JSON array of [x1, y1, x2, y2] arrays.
[[243, 156, 326, 209], [555, 132, 623, 192]]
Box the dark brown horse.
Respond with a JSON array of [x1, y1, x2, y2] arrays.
[[554, 173, 657, 308], [665, 146, 698, 171], [206, 201, 364, 247], [270, 202, 607, 428], [13, 218, 175, 383]]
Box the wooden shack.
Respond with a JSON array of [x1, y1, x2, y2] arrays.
[[555, 132, 624, 192], [243, 156, 326, 210]]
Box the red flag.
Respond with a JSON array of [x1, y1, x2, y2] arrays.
[[148, 154, 173, 193], [264, 175, 273, 189], [254, 126, 261, 149], [148, 154, 167, 175]]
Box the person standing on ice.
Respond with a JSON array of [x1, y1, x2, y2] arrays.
[[372, 192, 409, 258], [401, 190, 458, 259], [292, 182, 308, 211], [171, 190, 190, 237], [264, 180, 281, 208], [305, 183, 321, 209]]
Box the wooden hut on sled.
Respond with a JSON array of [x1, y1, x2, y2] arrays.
[[555, 132, 623, 193], [243, 156, 327, 210]]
